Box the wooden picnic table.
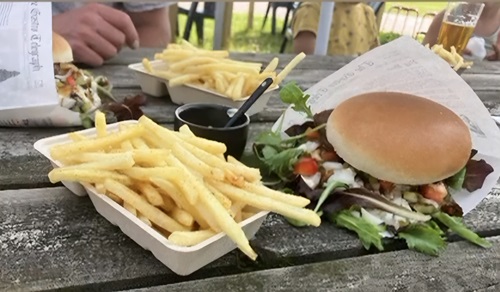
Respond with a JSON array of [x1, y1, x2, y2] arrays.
[[1, 48, 499, 292]]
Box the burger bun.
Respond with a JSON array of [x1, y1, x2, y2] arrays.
[[52, 32, 73, 64], [326, 92, 472, 185]]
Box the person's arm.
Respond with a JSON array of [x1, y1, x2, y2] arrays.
[[422, 10, 445, 46], [294, 31, 316, 54], [127, 7, 171, 48], [291, 2, 321, 54]]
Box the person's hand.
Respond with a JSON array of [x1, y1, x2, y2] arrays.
[[53, 3, 140, 67]]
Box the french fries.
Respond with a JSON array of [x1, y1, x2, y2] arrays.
[[141, 39, 305, 100], [426, 43, 473, 71], [47, 112, 322, 261]]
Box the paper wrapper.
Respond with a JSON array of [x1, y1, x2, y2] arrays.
[[273, 36, 500, 215], [0, 2, 81, 127], [0, 106, 82, 127]]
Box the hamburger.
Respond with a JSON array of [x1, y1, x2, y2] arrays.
[[254, 84, 494, 255], [326, 92, 472, 186], [52, 32, 114, 119]]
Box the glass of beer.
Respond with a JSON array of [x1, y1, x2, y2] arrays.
[[437, 2, 484, 55]]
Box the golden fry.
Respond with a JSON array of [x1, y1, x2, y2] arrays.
[[181, 142, 261, 182], [169, 207, 195, 228], [263, 57, 279, 72], [131, 138, 149, 150], [171, 143, 225, 180], [130, 149, 170, 167], [137, 182, 164, 206], [104, 179, 189, 233], [48, 168, 132, 185], [206, 184, 232, 210], [50, 124, 145, 160], [243, 182, 310, 208], [196, 180, 257, 260], [178, 124, 195, 137], [106, 192, 123, 204], [95, 110, 107, 137], [275, 52, 306, 85], [137, 212, 153, 227], [60, 152, 135, 171], [151, 178, 212, 230], [142, 58, 154, 73], [168, 230, 216, 247], [123, 202, 137, 216], [209, 180, 321, 227], [169, 74, 201, 87], [68, 132, 87, 142]]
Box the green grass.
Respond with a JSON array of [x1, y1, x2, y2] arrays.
[[177, 13, 287, 53], [177, 1, 446, 53], [384, 2, 448, 15]]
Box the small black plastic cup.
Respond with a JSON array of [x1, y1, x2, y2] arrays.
[[174, 103, 250, 159]]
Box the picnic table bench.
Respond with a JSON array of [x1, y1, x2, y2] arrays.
[[1, 48, 499, 292]]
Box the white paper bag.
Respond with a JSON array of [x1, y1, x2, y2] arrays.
[[0, 2, 82, 127], [273, 36, 500, 214]]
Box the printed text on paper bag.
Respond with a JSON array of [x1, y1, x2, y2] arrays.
[[29, 2, 42, 73]]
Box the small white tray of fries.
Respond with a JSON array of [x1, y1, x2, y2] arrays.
[[129, 41, 304, 116], [426, 43, 473, 72], [33, 114, 320, 275]]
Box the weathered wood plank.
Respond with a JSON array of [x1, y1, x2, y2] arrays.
[[128, 236, 500, 292], [105, 49, 500, 75], [0, 187, 499, 292], [94, 64, 500, 92], [107, 87, 500, 124], [1, 115, 499, 191]]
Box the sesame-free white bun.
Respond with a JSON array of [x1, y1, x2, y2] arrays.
[[326, 92, 472, 185], [52, 32, 73, 63]]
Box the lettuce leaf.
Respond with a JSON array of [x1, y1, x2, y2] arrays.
[[446, 167, 466, 190], [254, 146, 304, 181], [279, 82, 313, 118], [398, 223, 447, 256], [432, 212, 492, 248], [332, 210, 385, 251]]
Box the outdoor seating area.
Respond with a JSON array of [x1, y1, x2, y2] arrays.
[[171, 1, 446, 53], [1, 2, 499, 292]]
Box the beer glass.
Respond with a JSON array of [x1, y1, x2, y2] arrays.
[[437, 2, 485, 55]]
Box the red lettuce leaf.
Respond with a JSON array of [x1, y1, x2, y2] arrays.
[[440, 201, 463, 217], [463, 158, 494, 192], [103, 94, 147, 121], [284, 121, 315, 137], [295, 177, 324, 203], [313, 109, 335, 152], [469, 149, 478, 159], [313, 109, 333, 125]]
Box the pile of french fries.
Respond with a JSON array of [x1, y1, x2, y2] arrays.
[[47, 111, 320, 260], [141, 40, 305, 100], [426, 43, 473, 71]]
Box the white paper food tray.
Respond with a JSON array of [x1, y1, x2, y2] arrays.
[[128, 60, 278, 116], [33, 120, 269, 275]]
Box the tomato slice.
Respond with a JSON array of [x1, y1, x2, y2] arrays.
[[421, 182, 448, 204], [294, 157, 319, 176], [67, 75, 76, 87]]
